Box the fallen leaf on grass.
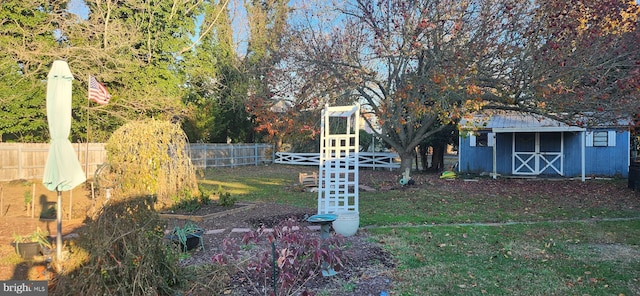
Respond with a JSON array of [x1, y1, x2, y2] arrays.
[[566, 281, 574, 288]]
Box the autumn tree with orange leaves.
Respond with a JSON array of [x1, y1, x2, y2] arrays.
[[247, 95, 320, 152], [477, 0, 640, 125], [283, 0, 639, 171]]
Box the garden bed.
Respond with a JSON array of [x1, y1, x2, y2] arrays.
[[159, 202, 256, 222]]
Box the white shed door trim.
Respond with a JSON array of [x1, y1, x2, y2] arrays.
[[512, 132, 564, 176]]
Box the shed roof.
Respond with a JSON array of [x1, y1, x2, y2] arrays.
[[460, 110, 585, 133]]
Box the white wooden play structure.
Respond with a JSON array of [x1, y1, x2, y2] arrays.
[[317, 104, 360, 236]]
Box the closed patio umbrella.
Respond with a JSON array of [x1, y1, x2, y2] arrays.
[[42, 60, 86, 262]]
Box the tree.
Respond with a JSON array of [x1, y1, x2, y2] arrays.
[[0, 1, 70, 142], [286, 0, 498, 171], [105, 119, 198, 205], [513, 0, 640, 124], [285, 0, 639, 172], [244, 0, 297, 149], [418, 123, 458, 172], [68, 0, 200, 136], [181, 0, 253, 143], [0, 0, 209, 142]]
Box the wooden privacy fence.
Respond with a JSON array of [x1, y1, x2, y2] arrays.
[[0, 143, 106, 182], [0, 143, 274, 181], [274, 151, 401, 169]]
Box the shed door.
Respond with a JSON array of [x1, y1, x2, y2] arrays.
[[512, 132, 563, 176]]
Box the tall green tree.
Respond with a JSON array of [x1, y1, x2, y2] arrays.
[[67, 0, 200, 141], [181, 0, 253, 143], [0, 0, 208, 142], [243, 0, 293, 148], [0, 1, 71, 142]]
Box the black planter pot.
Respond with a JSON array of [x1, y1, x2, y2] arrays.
[[12, 241, 41, 259], [166, 230, 204, 251]]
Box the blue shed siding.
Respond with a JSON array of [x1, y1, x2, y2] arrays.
[[458, 136, 493, 173], [496, 133, 512, 174], [459, 129, 630, 178], [458, 133, 512, 175], [562, 132, 582, 177], [585, 130, 629, 177]]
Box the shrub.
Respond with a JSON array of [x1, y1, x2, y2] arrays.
[[168, 189, 211, 213], [213, 218, 347, 295], [105, 119, 198, 206], [218, 192, 236, 207], [50, 196, 185, 295]]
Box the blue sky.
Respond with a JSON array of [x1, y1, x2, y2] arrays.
[[67, 0, 640, 55], [66, 0, 331, 56]]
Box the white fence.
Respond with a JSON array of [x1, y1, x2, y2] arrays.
[[274, 152, 400, 169], [0, 143, 273, 181]]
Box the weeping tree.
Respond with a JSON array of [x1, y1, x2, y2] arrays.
[[105, 120, 198, 206]]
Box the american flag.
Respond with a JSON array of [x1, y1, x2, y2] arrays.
[[88, 76, 111, 105]]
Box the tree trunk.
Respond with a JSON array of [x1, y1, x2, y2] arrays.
[[419, 143, 429, 171], [430, 144, 445, 172], [398, 149, 416, 173], [274, 135, 284, 152]]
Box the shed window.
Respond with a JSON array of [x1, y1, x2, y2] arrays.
[[470, 131, 494, 147], [592, 131, 608, 147], [476, 132, 488, 147], [586, 130, 616, 147]]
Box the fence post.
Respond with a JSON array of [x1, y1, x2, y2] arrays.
[[18, 144, 23, 180], [255, 144, 259, 166], [231, 144, 235, 168], [203, 144, 208, 170]]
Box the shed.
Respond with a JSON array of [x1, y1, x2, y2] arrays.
[[458, 110, 631, 180]]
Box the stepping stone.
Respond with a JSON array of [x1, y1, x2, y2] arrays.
[[359, 185, 377, 192], [205, 229, 226, 235], [307, 225, 321, 231], [231, 228, 252, 233], [63, 233, 79, 239]]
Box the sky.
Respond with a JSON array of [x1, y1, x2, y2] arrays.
[[66, 0, 309, 56], [67, 0, 640, 55]]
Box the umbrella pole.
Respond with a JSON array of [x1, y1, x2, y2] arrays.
[[56, 189, 63, 263]]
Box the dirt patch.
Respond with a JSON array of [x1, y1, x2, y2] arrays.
[[0, 180, 97, 281], [577, 243, 640, 263]]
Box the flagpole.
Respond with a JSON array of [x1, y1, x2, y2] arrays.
[[85, 75, 90, 180]]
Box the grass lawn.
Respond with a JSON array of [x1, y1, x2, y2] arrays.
[[201, 165, 640, 296], [371, 221, 640, 295]]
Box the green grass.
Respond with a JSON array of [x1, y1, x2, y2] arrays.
[[370, 221, 640, 295], [358, 189, 639, 226], [200, 165, 640, 296], [199, 165, 317, 208]]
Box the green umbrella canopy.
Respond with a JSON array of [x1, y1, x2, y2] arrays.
[[42, 60, 86, 192]]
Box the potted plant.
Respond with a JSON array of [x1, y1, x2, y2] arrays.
[[12, 228, 52, 259], [166, 222, 204, 251]]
